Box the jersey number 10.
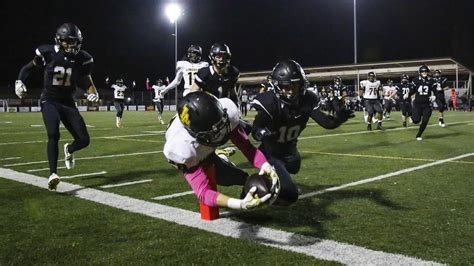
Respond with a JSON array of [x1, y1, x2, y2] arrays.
[[53, 66, 72, 86]]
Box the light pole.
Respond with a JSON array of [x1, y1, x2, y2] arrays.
[[165, 3, 182, 109], [353, 0, 357, 65]]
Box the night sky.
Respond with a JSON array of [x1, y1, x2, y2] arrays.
[[1, 0, 473, 87]]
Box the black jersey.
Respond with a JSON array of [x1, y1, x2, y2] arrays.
[[432, 76, 448, 97], [411, 77, 435, 104], [35, 45, 93, 102], [397, 82, 413, 103], [252, 90, 320, 152], [329, 83, 346, 99], [194, 65, 239, 103]]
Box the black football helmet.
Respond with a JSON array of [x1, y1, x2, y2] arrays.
[[55, 23, 83, 55], [177, 91, 231, 147], [419, 65, 430, 78], [187, 45, 202, 63], [116, 79, 124, 86], [367, 72, 376, 82], [209, 43, 231, 70], [434, 69, 441, 78], [334, 76, 342, 85], [401, 74, 409, 83], [387, 79, 394, 86], [270, 60, 307, 105], [156, 79, 163, 85]]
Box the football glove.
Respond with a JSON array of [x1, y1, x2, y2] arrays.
[[87, 93, 99, 102], [152, 98, 160, 102], [403, 94, 409, 100], [259, 162, 280, 195], [15, 80, 27, 99], [335, 109, 355, 123], [240, 186, 271, 209], [254, 128, 272, 141], [429, 95, 436, 102]]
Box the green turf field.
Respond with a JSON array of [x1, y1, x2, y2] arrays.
[[0, 110, 473, 264]]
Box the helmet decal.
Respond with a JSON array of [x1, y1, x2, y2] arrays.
[[179, 104, 191, 126]]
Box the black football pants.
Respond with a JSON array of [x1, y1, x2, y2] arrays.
[[412, 102, 432, 138], [41, 100, 90, 175]]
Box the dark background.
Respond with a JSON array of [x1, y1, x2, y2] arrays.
[[1, 0, 473, 88]]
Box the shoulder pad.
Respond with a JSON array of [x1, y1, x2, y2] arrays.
[[252, 92, 278, 119]]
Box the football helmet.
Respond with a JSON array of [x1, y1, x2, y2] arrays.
[[334, 76, 342, 85], [367, 72, 376, 82], [55, 23, 83, 55], [116, 79, 124, 86], [434, 69, 441, 78], [401, 74, 409, 83], [419, 65, 430, 78], [177, 91, 231, 147], [209, 43, 231, 70], [156, 79, 163, 85], [271, 59, 307, 105], [187, 45, 202, 63], [387, 79, 393, 86]]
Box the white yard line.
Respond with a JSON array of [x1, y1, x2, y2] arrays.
[[0, 132, 162, 146], [100, 179, 153, 189], [110, 137, 164, 143], [62, 171, 107, 179], [27, 166, 67, 172], [299, 152, 474, 199], [4, 150, 162, 167], [0, 167, 443, 265], [300, 150, 474, 165], [299, 119, 474, 140], [152, 190, 194, 200], [0, 157, 21, 161]]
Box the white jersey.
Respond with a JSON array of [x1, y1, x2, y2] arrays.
[[112, 84, 127, 100], [162, 60, 209, 96], [163, 98, 240, 169], [241, 94, 249, 102], [382, 85, 398, 100], [360, 80, 381, 100], [153, 85, 165, 101]]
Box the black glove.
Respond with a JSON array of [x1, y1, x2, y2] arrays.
[[335, 109, 355, 123], [253, 127, 273, 141]]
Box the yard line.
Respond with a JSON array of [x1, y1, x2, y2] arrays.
[[0, 168, 443, 265], [0, 121, 13, 124], [0, 157, 21, 161], [300, 152, 474, 200], [62, 171, 107, 179], [0, 132, 162, 146], [100, 179, 152, 189], [300, 150, 474, 165], [4, 150, 162, 167], [109, 137, 164, 143], [152, 190, 194, 200], [299, 119, 474, 140], [28, 166, 66, 172]]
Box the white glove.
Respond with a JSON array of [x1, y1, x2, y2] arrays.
[[152, 98, 160, 102], [87, 93, 99, 102], [403, 94, 409, 100], [240, 187, 271, 210], [337, 96, 342, 100], [429, 95, 436, 102], [259, 162, 280, 195], [15, 80, 27, 99]]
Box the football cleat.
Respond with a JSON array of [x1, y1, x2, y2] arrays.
[[402, 121, 407, 127], [439, 121, 446, 128], [48, 173, 61, 190], [416, 137, 423, 141], [367, 124, 372, 131], [64, 143, 75, 169], [215, 147, 236, 158]]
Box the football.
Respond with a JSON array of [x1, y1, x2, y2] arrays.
[[243, 173, 272, 198]]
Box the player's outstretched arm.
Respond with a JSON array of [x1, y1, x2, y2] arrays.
[[310, 107, 354, 129], [161, 71, 183, 95]]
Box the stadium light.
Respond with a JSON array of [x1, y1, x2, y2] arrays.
[[164, 2, 182, 108]]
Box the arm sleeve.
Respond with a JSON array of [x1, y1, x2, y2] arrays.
[[162, 69, 183, 94], [230, 126, 267, 169], [17, 60, 37, 83], [184, 165, 219, 207], [251, 110, 272, 141], [310, 107, 342, 129], [145, 80, 152, 91]]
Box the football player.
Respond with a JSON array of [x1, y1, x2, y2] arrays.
[[397, 74, 413, 127], [251, 60, 354, 205], [163, 92, 280, 210], [147, 78, 166, 124], [407, 65, 436, 140], [382, 79, 398, 119], [111, 78, 127, 128], [15, 23, 99, 190], [359, 72, 384, 130], [160, 45, 209, 97], [190, 43, 239, 104], [240, 90, 249, 117], [328, 76, 347, 117], [432, 69, 449, 127]]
